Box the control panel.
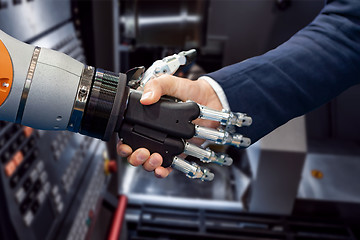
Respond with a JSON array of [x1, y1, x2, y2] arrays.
[[0, 122, 110, 240], [0, 1, 113, 239]]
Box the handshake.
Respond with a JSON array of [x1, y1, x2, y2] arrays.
[[116, 50, 252, 181]]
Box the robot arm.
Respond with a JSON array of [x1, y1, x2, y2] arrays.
[[0, 30, 252, 181]]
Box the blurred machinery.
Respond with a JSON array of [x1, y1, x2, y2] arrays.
[[1, 0, 360, 240], [0, 1, 115, 240]]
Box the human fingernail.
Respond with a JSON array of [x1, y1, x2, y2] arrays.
[[120, 151, 127, 156], [149, 157, 159, 167], [137, 151, 147, 163], [140, 91, 153, 101], [154, 171, 163, 178]]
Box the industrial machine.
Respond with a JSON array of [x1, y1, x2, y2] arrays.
[[0, 1, 112, 239]]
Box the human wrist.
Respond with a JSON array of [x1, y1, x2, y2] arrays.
[[196, 78, 223, 111], [198, 76, 230, 111]]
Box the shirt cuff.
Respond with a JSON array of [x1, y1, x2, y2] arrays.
[[198, 76, 231, 110]]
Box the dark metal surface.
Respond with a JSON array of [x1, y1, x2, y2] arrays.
[[206, 0, 324, 66], [120, 0, 208, 48], [0, 0, 71, 42], [124, 203, 356, 240]]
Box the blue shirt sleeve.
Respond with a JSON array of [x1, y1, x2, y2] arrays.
[[207, 0, 360, 144]]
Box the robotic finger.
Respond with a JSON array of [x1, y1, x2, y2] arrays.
[[194, 125, 251, 148], [127, 49, 196, 89], [183, 142, 233, 166], [139, 49, 196, 88], [197, 104, 252, 127], [172, 156, 214, 181]]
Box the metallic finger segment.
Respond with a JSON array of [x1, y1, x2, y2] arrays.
[[139, 49, 196, 88], [198, 104, 252, 127], [194, 125, 251, 148], [171, 156, 214, 181], [183, 142, 233, 166]]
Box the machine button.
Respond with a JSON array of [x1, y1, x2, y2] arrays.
[[31, 200, 40, 214], [108, 161, 117, 173], [0, 137, 5, 149], [23, 127, 33, 137], [57, 202, 64, 213], [52, 185, 59, 196], [12, 151, 24, 166], [37, 190, 46, 204], [2, 150, 11, 164], [29, 168, 38, 182], [33, 179, 42, 193], [20, 198, 32, 214], [21, 160, 32, 173], [15, 187, 26, 203], [10, 173, 20, 188], [27, 189, 37, 202], [36, 160, 44, 172], [43, 182, 51, 194], [23, 211, 34, 226], [23, 177, 32, 192], [54, 194, 61, 204], [104, 160, 117, 175], [40, 171, 48, 183], [10, 142, 19, 152], [54, 150, 60, 161], [22, 143, 29, 153], [28, 138, 35, 148], [4, 160, 16, 177], [16, 163, 26, 178], [18, 133, 25, 143]]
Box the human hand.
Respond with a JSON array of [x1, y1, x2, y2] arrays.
[[117, 75, 223, 178]]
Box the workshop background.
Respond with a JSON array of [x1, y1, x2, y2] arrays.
[[1, 0, 360, 239]]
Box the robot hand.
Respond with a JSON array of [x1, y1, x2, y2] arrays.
[[118, 51, 252, 181], [0, 30, 252, 181], [119, 90, 252, 181]]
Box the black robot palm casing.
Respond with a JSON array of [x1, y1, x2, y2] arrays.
[[118, 91, 200, 167]]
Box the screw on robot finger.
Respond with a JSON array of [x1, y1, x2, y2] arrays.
[[183, 142, 233, 166], [194, 125, 251, 148], [198, 104, 252, 127], [171, 156, 214, 181]]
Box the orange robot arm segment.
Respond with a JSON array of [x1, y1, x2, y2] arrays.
[[0, 40, 13, 106]]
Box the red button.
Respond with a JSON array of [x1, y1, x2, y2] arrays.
[[4, 160, 16, 177], [12, 151, 24, 166], [108, 161, 117, 173], [23, 127, 33, 138]]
